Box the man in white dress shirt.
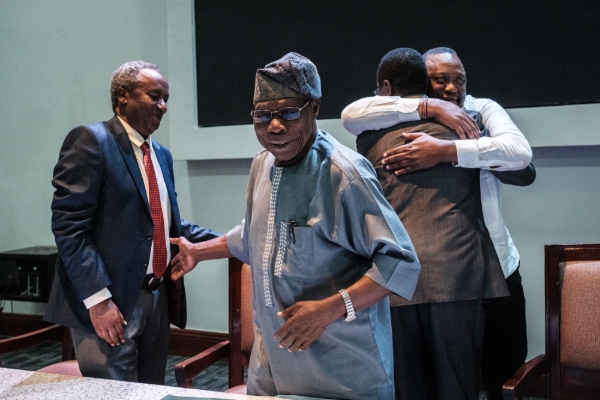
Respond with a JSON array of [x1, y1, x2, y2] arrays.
[[46, 61, 218, 383], [342, 47, 534, 400]]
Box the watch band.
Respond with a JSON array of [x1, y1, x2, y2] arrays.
[[338, 288, 356, 322]]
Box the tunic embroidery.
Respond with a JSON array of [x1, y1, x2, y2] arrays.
[[261, 166, 283, 307], [274, 220, 289, 277]]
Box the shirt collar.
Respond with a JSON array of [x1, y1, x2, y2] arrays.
[[117, 115, 152, 149]]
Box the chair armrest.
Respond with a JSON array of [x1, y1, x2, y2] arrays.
[[174, 340, 231, 388], [0, 324, 63, 364], [502, 354, 549, 400]]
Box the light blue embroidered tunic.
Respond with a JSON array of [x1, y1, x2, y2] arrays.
[[226, 130, 420, 400]]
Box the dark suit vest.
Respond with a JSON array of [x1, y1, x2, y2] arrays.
[[357, 119, 508, 305]]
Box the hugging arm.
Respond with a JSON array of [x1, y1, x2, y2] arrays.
[[491, 163, 536, 186], [342, 96, 479, 139]]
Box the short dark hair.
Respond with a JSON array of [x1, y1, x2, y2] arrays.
[[110, 60, 160, 111], [376, 48, 428, 96], [423, 47, 457, 60]]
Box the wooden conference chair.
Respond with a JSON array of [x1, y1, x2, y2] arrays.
[[0, 323, 81, 376], [502, 243, 600, 400], [175, 257, 253, 393]]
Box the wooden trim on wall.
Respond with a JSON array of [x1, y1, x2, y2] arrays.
[[0, 313, 51, 337], [169, 328, 227, 357], [0, 313, 226, 357]]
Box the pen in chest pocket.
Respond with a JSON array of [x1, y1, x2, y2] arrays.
[[288, 221, 298, 244]]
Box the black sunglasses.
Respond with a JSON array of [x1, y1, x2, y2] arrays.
[[250, 99, 311, 123]]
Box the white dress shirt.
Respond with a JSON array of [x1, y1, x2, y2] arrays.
[[341, 95, 531, 278], [83, 117, 172, 309]]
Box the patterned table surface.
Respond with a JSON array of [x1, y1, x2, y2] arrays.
[[0, 368, 277, 400]]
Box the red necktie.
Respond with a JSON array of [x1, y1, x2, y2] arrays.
[[141, 142, 167, 278]]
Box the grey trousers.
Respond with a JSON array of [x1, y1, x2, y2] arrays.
[[391, 299, 485, 400], [71, 283, 170, 384]]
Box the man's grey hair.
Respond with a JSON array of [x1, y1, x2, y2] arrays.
[[110, 60, 160, 111]]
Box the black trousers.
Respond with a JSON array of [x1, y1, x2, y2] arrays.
[[391, 299, 485, 400], [481, 267, 528, 400]]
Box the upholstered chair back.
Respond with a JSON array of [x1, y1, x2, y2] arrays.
[[559, 260, 600, 371]]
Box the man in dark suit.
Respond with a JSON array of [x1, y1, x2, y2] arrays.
[[355, 48, 508, 400], [45, 60, 218, 384]]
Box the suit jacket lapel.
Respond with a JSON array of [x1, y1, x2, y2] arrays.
[[105, 115, 150, 209]]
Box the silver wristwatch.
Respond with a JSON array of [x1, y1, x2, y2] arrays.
[[338, 288, 356, 322]]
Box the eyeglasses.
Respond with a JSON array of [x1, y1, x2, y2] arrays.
[[373, 85, 383, 96], [250, 99, 311, 123]]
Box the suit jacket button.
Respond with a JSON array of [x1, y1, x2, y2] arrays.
[[142, 263, 147, 270], [146, 234, 152, 241]]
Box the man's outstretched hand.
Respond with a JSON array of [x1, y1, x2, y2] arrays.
[[169, 236, 198, 280], [169, 235, 233, 280]]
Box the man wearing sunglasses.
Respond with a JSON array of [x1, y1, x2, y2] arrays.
[[169, 52, 421, 400]]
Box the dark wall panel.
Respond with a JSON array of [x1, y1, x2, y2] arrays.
[[195, 0, 600, 126]]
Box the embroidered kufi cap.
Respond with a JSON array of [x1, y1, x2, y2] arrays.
[[253, 52, 322, 102]]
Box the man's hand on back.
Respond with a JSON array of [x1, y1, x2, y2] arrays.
[[426, 98, 479, 139], [382, 132, 458, 175], [89, 298, 126, 346]]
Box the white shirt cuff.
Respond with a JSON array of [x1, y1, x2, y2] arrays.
[[453, 140, 479, 168], [226, 221, 247, 263], [83, 287, 112, 309]]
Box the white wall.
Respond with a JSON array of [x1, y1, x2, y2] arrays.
[[1, 0, 599, 362], [501, 146, 600, 358], [172, 158, 252, 332]]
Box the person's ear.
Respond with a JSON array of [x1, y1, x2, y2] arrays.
[[115, 88, 131, 117], [116, 87, 129, 105], [425, 77, 433, 97], [311, 99, 321, 118], [380, 80, 393, 96]]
